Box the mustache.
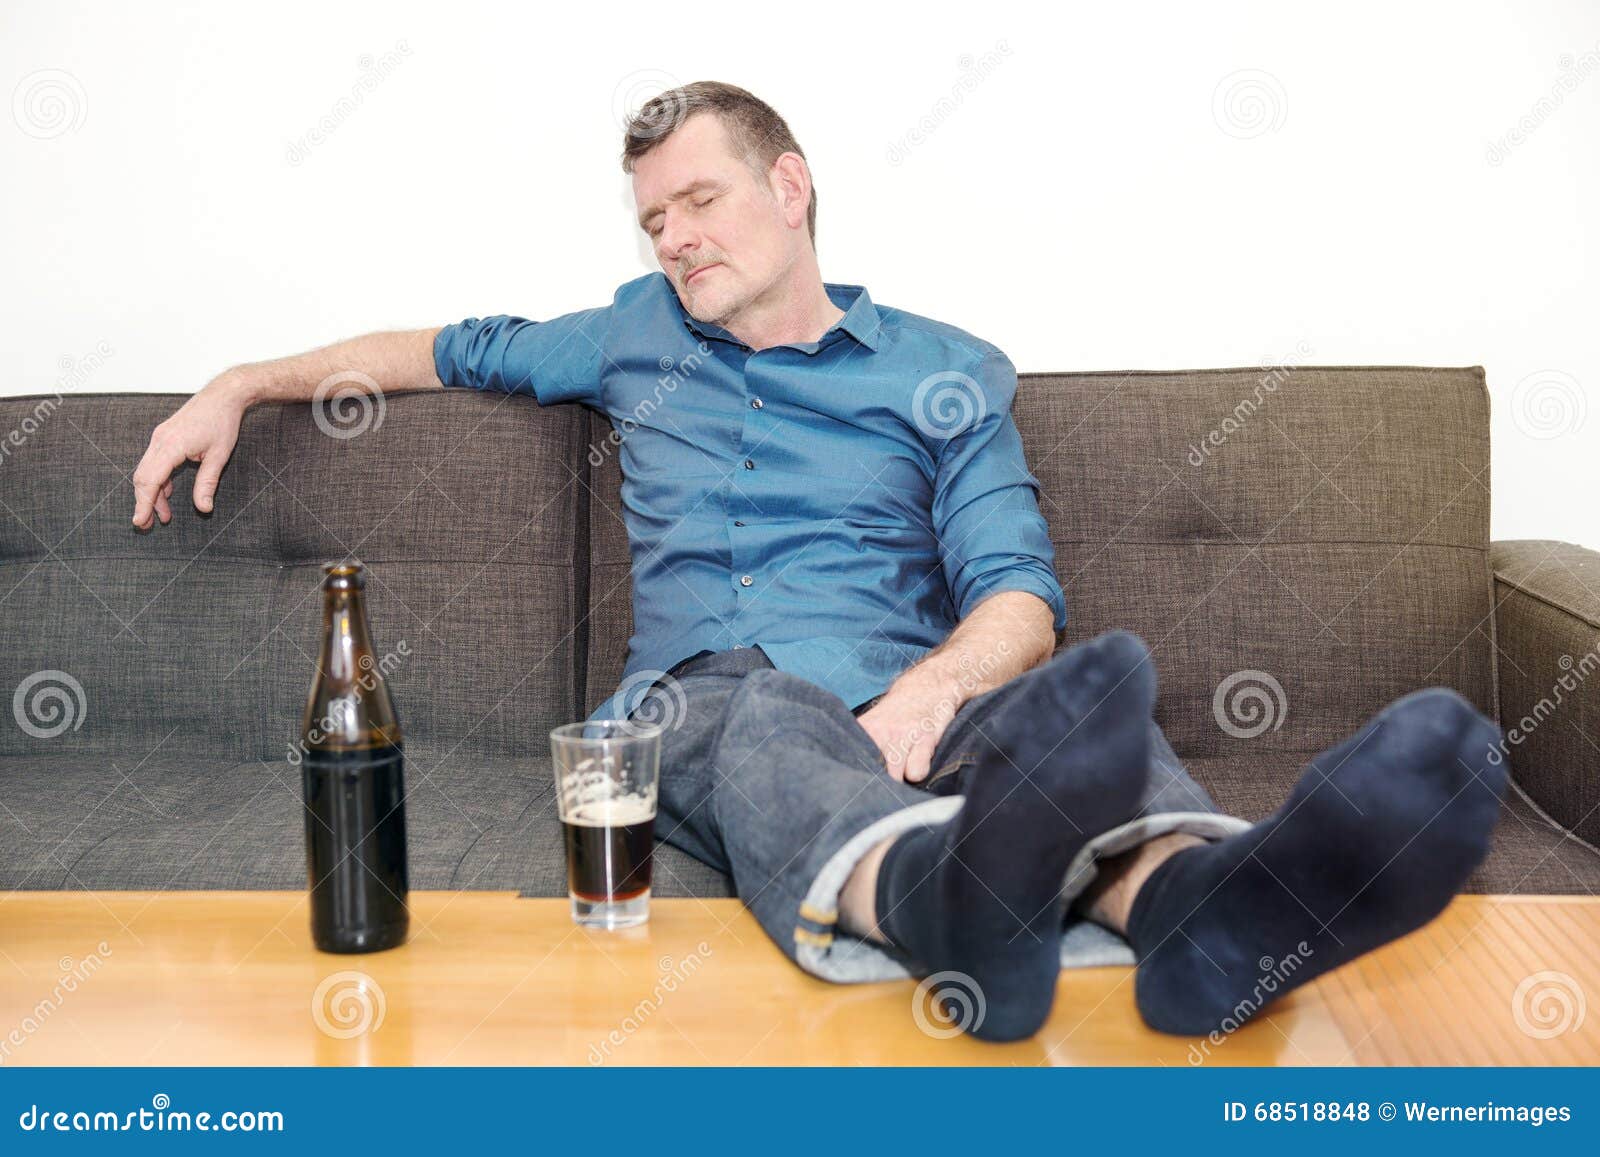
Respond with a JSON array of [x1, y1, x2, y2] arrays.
[[679, 256, 726, 282]]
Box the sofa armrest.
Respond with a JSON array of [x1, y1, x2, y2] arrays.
[[1491, 539, 1600, 845]]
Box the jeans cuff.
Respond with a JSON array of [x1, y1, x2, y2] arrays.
[[791, 796, 963, 984], [792, 806, 1252, 983]]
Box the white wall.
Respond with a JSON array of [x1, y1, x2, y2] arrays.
[[3, 0, 1595, 547]]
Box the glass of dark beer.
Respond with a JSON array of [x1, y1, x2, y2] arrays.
[[549, 721, 661, 929]]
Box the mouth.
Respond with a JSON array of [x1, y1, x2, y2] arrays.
[[684, 263, 721, 286]]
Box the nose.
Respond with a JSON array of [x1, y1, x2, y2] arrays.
[[656, 209, 698, 266]]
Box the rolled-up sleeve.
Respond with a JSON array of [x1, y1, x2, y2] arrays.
[[432, 306, 610, 406], [929, 350, 1068, 631]]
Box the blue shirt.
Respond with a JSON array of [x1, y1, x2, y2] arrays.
[[433, 273, 1067, 721]]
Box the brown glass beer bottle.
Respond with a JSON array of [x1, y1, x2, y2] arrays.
[[299, 560, 410, 953]]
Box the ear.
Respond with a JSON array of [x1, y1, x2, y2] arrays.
[[768, 152, 812, 232]]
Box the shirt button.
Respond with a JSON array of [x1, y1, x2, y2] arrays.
[[732, 644, 744, 650], [743, 458, 755, 470], [750, 397, 763, 410], [739, 574, 753, 587], [733, 520, 746, 527]]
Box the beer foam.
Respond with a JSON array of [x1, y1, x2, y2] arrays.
[[567, 796, 655, 827]]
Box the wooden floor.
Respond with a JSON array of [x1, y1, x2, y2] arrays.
[[0, 892, 1594, 1065]]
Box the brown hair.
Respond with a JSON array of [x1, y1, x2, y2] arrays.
[[621, 81, 817, 244]]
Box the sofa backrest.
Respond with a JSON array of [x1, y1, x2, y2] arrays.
[[585, 367, 1497, 759], [1, 366, 1495, 766], [0, 391, 588, 761]]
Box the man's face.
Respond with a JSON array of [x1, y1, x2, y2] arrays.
[[632, 112, 798, 326]]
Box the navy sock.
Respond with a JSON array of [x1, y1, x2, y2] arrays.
[[874, 630, 1155, 1042], [1126, 687, 1505, 1036]]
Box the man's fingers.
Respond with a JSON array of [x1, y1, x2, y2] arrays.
[[131, 445, 184, 528], [903, 741, 934, 784], [192, 453, 226, 514], [154, 481, 173, 525]]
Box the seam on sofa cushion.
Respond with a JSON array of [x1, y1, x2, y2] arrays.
[[1494, 575, 1600, 632]]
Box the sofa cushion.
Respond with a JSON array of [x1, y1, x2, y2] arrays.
[[0, 754, 220, 889], [583, 369, 1497, 767], [0, 391, 588, 763], [2, 749, 732, 897], [1188, 750, 1600, 894]]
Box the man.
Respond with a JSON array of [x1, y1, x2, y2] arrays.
[[132, 81, 1505, 1043]]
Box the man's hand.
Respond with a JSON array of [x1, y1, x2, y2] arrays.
[[131, 375, 248, 529], [855, 590, 1058, 783], [857, 683, 962, 784]]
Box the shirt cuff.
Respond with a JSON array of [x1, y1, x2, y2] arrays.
[[958, 571, 1068, 633]]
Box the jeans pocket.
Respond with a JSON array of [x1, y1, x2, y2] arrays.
[[921, 754, 977, 795]]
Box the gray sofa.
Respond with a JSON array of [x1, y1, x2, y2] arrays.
[[3, 367, 1597, 896]]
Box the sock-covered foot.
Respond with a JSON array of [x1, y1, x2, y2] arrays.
[[1127, 687, 1505, 1036], [875, 630, 1156, 1042]]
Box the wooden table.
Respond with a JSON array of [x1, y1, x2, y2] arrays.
[[1, 892, 1595, 1066]]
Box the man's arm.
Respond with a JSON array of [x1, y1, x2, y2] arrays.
[[130, 328, 443, 529], [858, 589, 1056, 783]]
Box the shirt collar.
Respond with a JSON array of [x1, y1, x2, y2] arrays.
[[678, 280, 882, 354]]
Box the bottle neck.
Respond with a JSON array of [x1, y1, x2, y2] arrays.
[[318, 588, 378, 685], [304, 584, 402, 749]]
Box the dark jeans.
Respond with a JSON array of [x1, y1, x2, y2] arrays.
[[635, 643, 1244, 983]]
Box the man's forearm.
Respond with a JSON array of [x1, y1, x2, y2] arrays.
[[218, 327, 445, 408], [888, 590, 1057, 713]]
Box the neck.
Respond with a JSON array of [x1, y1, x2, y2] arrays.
[[721, 249, 845, 351]]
